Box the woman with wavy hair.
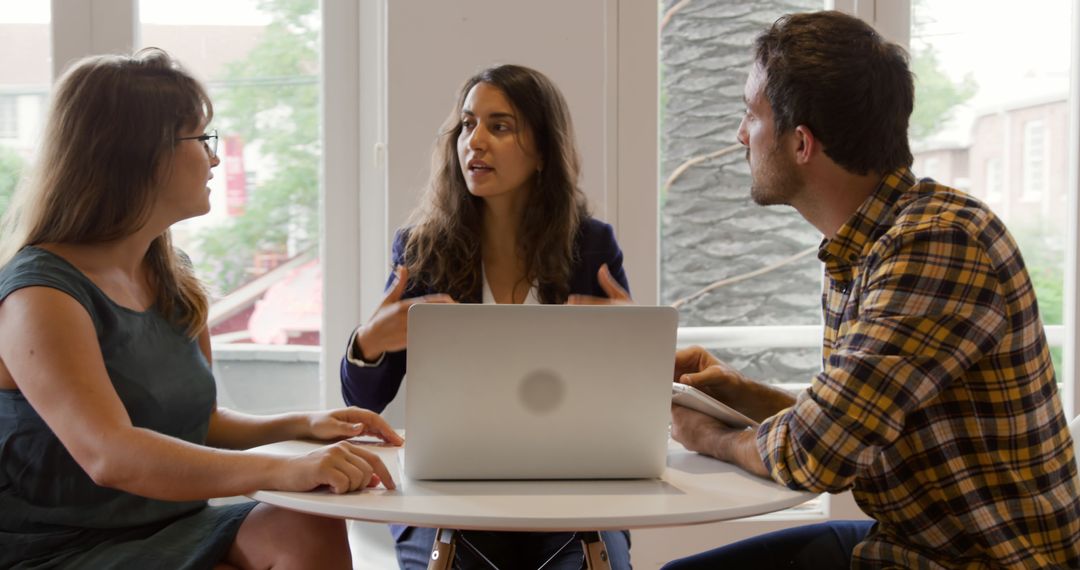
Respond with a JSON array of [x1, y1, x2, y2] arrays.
[[340, 64, 632, 569], [0, 48, 402, 569]]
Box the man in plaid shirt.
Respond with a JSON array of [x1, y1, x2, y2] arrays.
[[665, 11, 1080, 570]]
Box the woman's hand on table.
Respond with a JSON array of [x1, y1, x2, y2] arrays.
[[306, 406, 404, 446], [272, 440, 397, 493]]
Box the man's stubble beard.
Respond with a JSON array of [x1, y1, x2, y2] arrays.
[[748, 145, 800, 207]]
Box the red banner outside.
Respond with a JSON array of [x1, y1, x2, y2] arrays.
[[224, 135, 246, 217]]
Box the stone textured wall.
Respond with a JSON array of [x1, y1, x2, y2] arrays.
[[660, 0, 823, 382]]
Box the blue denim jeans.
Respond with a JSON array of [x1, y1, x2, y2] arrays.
[[661, 520, 874, 570], [395, 526, 632, 570]]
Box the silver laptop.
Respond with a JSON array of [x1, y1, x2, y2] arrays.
[[403, 304, 678, 480]]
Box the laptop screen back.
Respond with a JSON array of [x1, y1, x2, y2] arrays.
[[403, 304, 677, 480]]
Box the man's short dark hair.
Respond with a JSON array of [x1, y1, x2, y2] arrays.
[[754, 11, 914, 175]]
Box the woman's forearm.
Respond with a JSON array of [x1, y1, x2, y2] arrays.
[[91, 425, 286, 501], [206, 408, 311, 450]]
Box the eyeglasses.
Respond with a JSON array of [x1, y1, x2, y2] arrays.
[[177, 129, 218, 158]]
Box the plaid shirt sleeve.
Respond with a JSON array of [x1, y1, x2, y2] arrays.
[[757, 220, 1009, 492]]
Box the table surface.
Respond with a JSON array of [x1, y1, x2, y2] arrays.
[[247, 438, 815, 532], [248, 438, 812, 531]]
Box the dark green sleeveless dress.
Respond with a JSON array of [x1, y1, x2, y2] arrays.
[[0, 247, 257, 569]]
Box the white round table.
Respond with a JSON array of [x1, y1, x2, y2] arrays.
[[247, 438, 814, 532]]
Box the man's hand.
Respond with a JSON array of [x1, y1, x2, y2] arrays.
[[673, 345, 721, 381], [673, 346, 749, 404], [672, 346, 795, 422], [671, 404, 769, 478]]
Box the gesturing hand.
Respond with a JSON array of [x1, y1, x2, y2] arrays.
[[354, 266, 454, 361], [307, 407, 404, 446], [566, 264, 633, 305]]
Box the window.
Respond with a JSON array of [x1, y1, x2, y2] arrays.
[[135, 0, 324, 412], [985, 157, 1004, 203], [657, 0, 831, 522], [922, 157, 941, 181], [0, 2, 50, 219], [1022, 120, 1047, 201], [660, 0, 826, 386], [911, 0, 1070, 389], [0, 97, 16, 138]]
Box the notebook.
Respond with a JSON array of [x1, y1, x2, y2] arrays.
[[403, 304, 678, 480]]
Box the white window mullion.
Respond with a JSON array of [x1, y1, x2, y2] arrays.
[[356, 0, 389, 324], [320, 0, 365, 410]]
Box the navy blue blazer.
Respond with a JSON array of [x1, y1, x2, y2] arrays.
[[340, 216, 630, 414]]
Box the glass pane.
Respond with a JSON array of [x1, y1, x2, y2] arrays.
[[660, 0, 823, 384], [0, 2, 51, 219], [706, 346, 822, 385], [910, 0, 1072, 370], [139, 0, 322, 348]]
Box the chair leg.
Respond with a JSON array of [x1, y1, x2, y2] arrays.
[[427, 528, 457, 570]]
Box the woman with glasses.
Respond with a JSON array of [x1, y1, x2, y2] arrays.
[[0, 48, 402, 569], [340, 64, 633, 569]]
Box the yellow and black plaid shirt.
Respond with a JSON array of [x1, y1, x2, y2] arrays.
[[756, 168, 1080, 569]]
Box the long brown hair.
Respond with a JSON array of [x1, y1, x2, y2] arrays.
[[0, 48, 211, 336], [404, 64, 589, 303]]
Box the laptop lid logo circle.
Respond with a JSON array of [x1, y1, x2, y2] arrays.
[[518, 369, 566, 414]]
